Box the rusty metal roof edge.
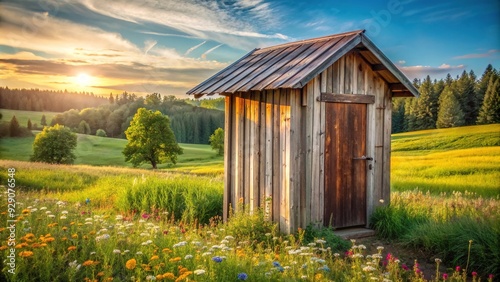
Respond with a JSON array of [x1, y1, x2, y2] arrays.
[[360, 34, 420, 98], [257, 29, 365, 53], [186, 48, 259, 95]]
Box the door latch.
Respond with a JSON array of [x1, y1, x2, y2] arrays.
[[353, 155, 373, 161]]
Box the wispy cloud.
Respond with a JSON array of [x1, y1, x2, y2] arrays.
[[184, 41, 207, 56], [453, 49, 499, 59], [77, 0, 288, 50], [398, 63, 466, 79], [201, 44, 223, 60]]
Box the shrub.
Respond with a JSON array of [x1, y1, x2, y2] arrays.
[[96, 128, 107, 137], [30, 124, 77, 164]]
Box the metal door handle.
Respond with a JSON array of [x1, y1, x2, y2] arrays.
[[353, 155, 373, 161]]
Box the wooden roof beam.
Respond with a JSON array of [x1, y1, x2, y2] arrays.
[[372, 64, 387, 71]]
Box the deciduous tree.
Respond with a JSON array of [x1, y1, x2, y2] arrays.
[[209, 127, 224, 156], [123, 108, 182, 169], [31, 124, 77, 164]]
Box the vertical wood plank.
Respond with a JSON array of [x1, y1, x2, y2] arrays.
[[259, 91, 266, 209], [304, 82, 313, 227], [272, 89, 281, 224], [382, 86, 392, 206], [253, 91, 261, 211], [339, 56, 345, 94], [311, 77, 321, 225], [265, 90, 273, 219], [248, 92, 255, 212], [345, 53, 352, 94], [352, 54, 358, 95], [223, 95, 232, 221]]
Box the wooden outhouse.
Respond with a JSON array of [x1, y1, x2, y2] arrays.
[[187, 30, 418, 233]]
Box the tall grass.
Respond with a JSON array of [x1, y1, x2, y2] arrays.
[[370, 190, 500, 277], [116, 176, 223, 224]]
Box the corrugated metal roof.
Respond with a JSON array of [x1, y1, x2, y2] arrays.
[[187, 30, 418, 97]]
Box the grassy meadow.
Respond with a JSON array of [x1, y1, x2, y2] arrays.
[[0, 115, 499, 281], [0, 109, 59, 128]]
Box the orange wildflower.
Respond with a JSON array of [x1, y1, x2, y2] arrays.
[[19, 251, 34, 258], [125, 258, 136, 270], [67, 246, 77, 251]]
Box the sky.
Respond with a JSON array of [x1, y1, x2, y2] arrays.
[[0, 0, 498, 98]]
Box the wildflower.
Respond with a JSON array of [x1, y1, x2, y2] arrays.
[[472, 272, 477, 277], [151, 255, 160, 261], [113, 249, 121, 254], [163, 248, 172, 253], [19, 251, 34, 258], [318, 265, 330, 272], [237, 272, 248, 280], [489, 274, 494, 281], [83, 260, 95, 266], [184, 254, 193, 260], [69, 260, 81, 270], [126, 259, 137, 270], [169, 257, 181, 263], [443, 273, 448, 280], [212, 256, 223, 263], [141, 240, 153, 246], [146, 275, 156, 281], [194, 269, 206, 275], [67, 246, 77, 251], [163, 272, 175, 280], [402, 264, 409, 271], [316, 239, 326, 244], [363, 266, 376, 272], [435, 258, 442, 263], [456, 266, 461, 272]]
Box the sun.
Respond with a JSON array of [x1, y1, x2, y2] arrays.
[[75, 73, 92, 87]]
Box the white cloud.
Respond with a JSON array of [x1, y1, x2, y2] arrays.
[[201, 44, 223, 60], [453, 49, 499, 59], [184, 41, 207, 56], [398, 63, 465, 79]]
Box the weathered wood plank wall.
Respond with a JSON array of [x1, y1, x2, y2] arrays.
[[223, 51, 392, 233]]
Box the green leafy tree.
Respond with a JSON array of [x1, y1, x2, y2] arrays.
[[209, 127, 224, 156], [96, 129, 107, 137], [27, 118, 32, 130], [78, 120, 91, 134], [436, 85, 465, 128], [123, 108, 183, 169], [477, 76, 500, 124], [9, 115, 20, 137], [31, 124, 77, 164]]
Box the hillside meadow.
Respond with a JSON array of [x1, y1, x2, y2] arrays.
[[0, 123, 499, 281], [0, 109, 59, 128]]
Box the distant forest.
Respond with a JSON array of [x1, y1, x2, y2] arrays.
[[0, 88, 225, 144], [1, 64, 498, 143], [392, 64, 500, 132]]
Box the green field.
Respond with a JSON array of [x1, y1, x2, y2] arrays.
[[391, 124, 500, 196], [0, 132, 223, 172], [0, 108, 59, 127], [1, 124, 499, 280]]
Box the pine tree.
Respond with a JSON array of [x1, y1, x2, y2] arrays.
[[455, 70, 477, 125], [414, 75, 437, 130], [27, 119, 32, 130], [437, 85, 465, 128], [477, 75, 500, 124], [9, 115, 20, 137], [404, 98, 417, 131], [391, 98, 406, 133], [41, 114, 47, 127], [475, 64, 496, 114]]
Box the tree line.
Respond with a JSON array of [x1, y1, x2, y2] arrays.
[[392, 64, 500, 133], [48, 92, 224, 144], [0, 87, 109, 112]]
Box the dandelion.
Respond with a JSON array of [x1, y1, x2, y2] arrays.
[[237, 272, 248, 280], [126, 258, 137, 270]]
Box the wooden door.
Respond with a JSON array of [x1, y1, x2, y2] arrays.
[[324, 102, 367, 228]]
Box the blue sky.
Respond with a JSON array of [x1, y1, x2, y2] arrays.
[[0, 0, 498, 97]]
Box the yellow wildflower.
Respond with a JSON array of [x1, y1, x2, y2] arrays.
[[150, 255, 159, 261], [125, 258, 136, 270], [72, 233, 78, 239], [0, 246, 8, 251], [67, 246, 77, 251], [19, 251, 34, 258], [162, 273, 175, 280], [169, 257, 181, 263]]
